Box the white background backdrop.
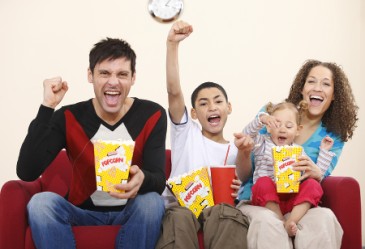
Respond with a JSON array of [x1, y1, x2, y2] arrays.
[[1, 0, 364, 245]]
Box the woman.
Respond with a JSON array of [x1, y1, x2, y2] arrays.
[[235, 59, 358, 249]]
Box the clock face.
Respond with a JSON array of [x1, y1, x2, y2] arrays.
[[148, 0, 183, 23]]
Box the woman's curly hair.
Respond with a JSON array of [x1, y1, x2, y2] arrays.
[[286, 60, 358, 142]]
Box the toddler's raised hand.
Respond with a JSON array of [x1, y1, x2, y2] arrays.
[[320, 136, 334, 151], [259, 112, 280, 128]]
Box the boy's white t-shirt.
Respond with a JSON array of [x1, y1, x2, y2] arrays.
[[163, 110, 238, 206]]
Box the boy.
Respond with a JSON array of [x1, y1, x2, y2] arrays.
[[156, 21, 249, 249]]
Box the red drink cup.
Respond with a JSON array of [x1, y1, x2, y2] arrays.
[[210, 165, 236, 205]]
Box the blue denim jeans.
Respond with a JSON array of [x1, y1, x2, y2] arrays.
[[27, 191, 165, 249]]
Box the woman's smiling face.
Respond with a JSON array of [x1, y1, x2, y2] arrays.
[[301, 65, 334, 119]]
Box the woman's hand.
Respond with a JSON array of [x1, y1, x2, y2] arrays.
[[293, 155, 323, 182]]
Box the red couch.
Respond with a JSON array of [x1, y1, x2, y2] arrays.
[[0, 150, 362, 249]]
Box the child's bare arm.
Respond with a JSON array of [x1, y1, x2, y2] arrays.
[[166, 21, 193, 123], [234, 132, 254, 183]]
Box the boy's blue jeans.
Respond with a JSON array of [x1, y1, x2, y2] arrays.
[[27, 191, 165, 249]]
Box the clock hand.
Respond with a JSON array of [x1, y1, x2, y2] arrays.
[[165, 0, 172, 7]]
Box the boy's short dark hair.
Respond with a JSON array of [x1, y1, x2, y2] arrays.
[[191, 82, 228, 108], [89, 38, 136, 75]]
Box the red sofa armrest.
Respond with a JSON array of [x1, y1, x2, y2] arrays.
[[321, 176, 362, 249], [0, 179, 42, 249]]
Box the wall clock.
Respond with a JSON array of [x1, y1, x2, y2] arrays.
[[148, 0, 184, 23]]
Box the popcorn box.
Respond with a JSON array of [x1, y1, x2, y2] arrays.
[[272, 145, 302, 193], [94, 140, 135, 193], [167, 167, 214, 218]]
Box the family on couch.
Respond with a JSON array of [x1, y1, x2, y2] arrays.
[[15, 20, 358, 249]]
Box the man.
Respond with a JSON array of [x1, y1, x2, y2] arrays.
[[16, 38, 167, 249]]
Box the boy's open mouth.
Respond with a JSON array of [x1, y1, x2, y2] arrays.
[[208, 115, 220, 124]]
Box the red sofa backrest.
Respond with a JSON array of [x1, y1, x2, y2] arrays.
[[165, 149, 171, 178]]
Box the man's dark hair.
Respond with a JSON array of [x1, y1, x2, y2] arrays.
[[191, 82, 228, 108], [89, 38, 136, 75]]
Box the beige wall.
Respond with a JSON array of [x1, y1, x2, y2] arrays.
[[1, 0, 364, 245]]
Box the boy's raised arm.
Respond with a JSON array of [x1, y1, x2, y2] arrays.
[[166, 21, 193, 123]]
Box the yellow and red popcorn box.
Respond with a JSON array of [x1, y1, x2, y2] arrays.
[[167, 167, 214, 218], [94, 140, 135, 193], [273, 145, 302, 193]]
